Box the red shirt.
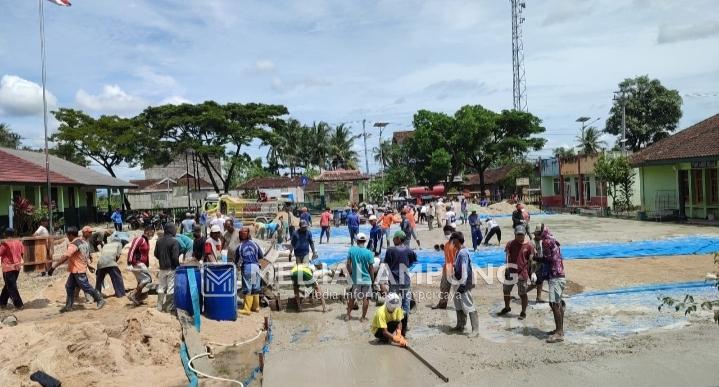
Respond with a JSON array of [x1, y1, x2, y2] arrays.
[[505, 240, 535, 281], [0, 240, 24, 272], [204, 238, 222, 260], [128, 236, 150, 266], [408, 209, 417, 229], [320, 211, 332, 227]]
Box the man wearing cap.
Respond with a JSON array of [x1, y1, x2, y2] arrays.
[[290, 220, 316, 264], [532, 223, 567, 343], [346, 207, 360, 246], [127, 226, 154, 306], [498, 225, 536, 320], [370, 292, 407, 347], [236, 227, 263, 316], [380, 210, 396, 248], [381, 230, 417, 336], [204, 225, 224, 262], [111, 208, 123, 232], [468, 210, 483, 251], [0, 228, 25, 310], [210, 211, 226, 234], [48, 227, 106, 313], [431, 233, 458, 310], [94, 233, 127, 298], [154, 223, 180, 313], [299, 207, 312, 228], [181, 212, 196, 236], [367, 215, 383, 257], [319, 207, 332, 244], [345, 233, 375, 322]]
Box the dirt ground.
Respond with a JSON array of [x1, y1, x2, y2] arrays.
[[264, 213, 719, 387], [0, 230, 268, 387]]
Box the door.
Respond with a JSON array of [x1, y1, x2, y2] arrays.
[[678, 170, 688, 218]]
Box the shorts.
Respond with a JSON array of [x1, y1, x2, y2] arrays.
[[453, 291, 476, 313], [439, 270, 451, 293], [548, 278, 566, 304], [295, 254, 311, 264], [503, 279, 528, 296], [350, 284, 372, 300], [132, 263, 152, 286]]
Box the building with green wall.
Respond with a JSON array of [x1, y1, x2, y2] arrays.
[[631, 114, 719, 220]]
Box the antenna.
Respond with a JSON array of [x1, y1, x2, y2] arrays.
[[511, 0, 527, 112]]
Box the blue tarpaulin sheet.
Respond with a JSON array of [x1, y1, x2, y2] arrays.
[[313, 235, 719, 272]]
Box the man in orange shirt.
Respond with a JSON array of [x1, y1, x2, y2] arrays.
[[48, 227, 106, 313], [405, 205, 421, 249], [319, 208, 332, 244], [0, 228, 25, 309], [431, 234, 458, 309], [380, 209, 396, 248]]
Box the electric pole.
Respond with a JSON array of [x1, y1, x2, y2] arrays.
[[362, 119, 369, 174]]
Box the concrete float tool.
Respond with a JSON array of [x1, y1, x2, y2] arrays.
[[404, 345, 449, 383]]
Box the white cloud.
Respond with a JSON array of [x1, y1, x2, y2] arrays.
[[0, 75, 58, 116], [255, 59, 276, 72], [657, 23, 719, 44], [135, 66, 178, 90], [75, 85, 147, 114], [160, 95, 191, 105]]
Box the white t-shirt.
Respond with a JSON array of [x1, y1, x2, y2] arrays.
[[421, 206, 428, 214], [210, 217, 226, 233], [33, 225, 49, 237], [486, 219, 498, 229], [445, 211, 457, 228]]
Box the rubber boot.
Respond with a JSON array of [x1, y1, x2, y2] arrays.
[[59, 295, 73, 313], [251, 295, 260, 312], [468, 311, 480, 338], [451, 311, 466, 332], [240, 295, 253, 315]]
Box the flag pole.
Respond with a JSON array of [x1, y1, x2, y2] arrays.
[[39, 0, 53, 233]]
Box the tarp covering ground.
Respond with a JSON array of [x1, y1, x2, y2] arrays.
[[312, 235, 719, 272]]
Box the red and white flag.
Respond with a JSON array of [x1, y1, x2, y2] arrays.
[[47, 0, 71, 6]]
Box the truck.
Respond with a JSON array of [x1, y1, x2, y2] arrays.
[[203, 194, 284, 223], [391, 185, 446, 206]]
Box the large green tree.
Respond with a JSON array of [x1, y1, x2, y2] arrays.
[[0, 123, 22, 149], [139, 101, 288, 194], [454, 105, 546, 192], [50, 142, 89, 167], [406, 110, 461, 186], [594, 153, 634, 211], [576, 126, 606, 155], [605, 75, 683, 152], [52, 109, 141, 209]]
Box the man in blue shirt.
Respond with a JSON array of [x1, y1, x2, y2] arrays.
[[468, 210, 483, 251], [399, 211, 412, 248], [382, 230, 417, 336], [110, 208, 123, 231], [346, 208, 360, 246], [450, 231, 479, 337], [290, 220, 316, 263], [345, 233, 375, 322], [367, 215, 383, 257], [299, 207, 312, 227], [236, 227, 263, 315]]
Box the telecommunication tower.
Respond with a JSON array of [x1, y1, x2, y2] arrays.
[[511, 0, 527, 112]]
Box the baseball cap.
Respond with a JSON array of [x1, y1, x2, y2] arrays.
[[81, 226, 93, 233], [299, 219, 309, 228], [534, 224, 544, 234], [356, 233, 367, 242], [210, 225, 222, 233], [368, 215, 377, 221], [385, 293, 401, 312], [393, 230, 406, 240], [514, 225, 526, 235]]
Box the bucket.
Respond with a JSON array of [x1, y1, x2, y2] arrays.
[[202, 263, 238, 321], [175, 266, 203, 315]]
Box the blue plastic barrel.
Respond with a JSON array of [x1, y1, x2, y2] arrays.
[[175, 266, 203, 315], [202, 263, 237, 321]]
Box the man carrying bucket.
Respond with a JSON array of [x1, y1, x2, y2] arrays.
[[236, 227, 263, 315]]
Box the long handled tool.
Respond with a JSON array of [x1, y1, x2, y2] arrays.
[[405, 345, 449, 383]]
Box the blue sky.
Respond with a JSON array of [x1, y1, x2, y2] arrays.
[[1, 0, 718, 181]]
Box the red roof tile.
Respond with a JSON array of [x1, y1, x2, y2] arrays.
[[314, 169, 368, 182], [463, 165, 514, 186], [0, 148, 77, 185], [237, 176, 304, 190], [631, 114, 719, 166]]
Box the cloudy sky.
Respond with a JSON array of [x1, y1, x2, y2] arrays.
[[1, 0, 718, 180]]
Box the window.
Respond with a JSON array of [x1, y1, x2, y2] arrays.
[[709, 169, 718, 205], [680, 171, 689, 204], [595, 179, 604, 197], [552, 178, 560, 196], [69, 187, 76, 208], [692, 169, 703, 204], [584, 179, 592, 201]]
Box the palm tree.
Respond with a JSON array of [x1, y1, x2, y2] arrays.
[[327, 123, 360, 170], [373, 139, 394, 169], [576, 127, 606, 155], [308, 121, 331, 170]]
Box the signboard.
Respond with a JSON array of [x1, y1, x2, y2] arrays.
[[300, 175, 309, 187], [691, 160, 716, 168], [516, 177, 530, 186]]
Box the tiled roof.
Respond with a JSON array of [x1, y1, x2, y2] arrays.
[[1, 147, 134, 188], [0, 148, 77, 185], [631, 113, 719, 166], [128, 175, 213, 192], [463, 165, 514, 186], [314, 169, 368, 182], [392, 130, 414, 144], [237, 176, 303, 190]]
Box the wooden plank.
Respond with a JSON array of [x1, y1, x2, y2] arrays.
[[177, 310, 214, 377]]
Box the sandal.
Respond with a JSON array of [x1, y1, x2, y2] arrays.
[[546, 334, 564, 343], [497, 307, 511, 316], [518, 312, 526, 320]]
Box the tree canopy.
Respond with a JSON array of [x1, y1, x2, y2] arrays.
[[594, 153, 635, 211], [0, 123, 22, 149], [576, 126, 606, 155], [605, 75, 682, 152]]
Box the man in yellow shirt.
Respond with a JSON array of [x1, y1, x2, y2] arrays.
[[370, 293, 407, 346]]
